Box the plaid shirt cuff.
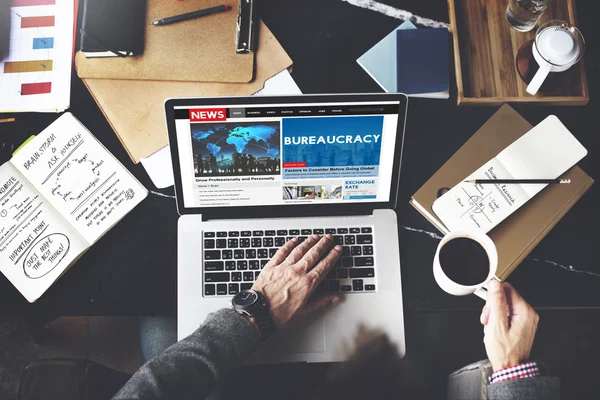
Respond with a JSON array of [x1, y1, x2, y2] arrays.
[[489, 362, 540, 384]]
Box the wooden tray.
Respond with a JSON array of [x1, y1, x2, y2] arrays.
[[448, 0, 589, 106]]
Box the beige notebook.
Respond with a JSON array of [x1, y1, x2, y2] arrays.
[[75, 0, 254, 83], [81, 22, 293, 163], [410, 105, 594, 280]]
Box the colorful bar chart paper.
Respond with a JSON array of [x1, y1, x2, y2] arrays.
[[1, 0, 75, 112], [3, 60, 53, 73], [32, 37, 54, 49], [21, 82, 52, 95], [21, 15, 55, 28], [12, 0, 57, 6]]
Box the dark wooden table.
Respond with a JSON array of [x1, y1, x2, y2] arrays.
[[0, 0, 598, 318]]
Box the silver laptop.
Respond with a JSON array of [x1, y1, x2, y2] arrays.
[[165, 93, 408, 363]]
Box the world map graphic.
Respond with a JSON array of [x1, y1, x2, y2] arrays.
[[192, 123, 281, 158]]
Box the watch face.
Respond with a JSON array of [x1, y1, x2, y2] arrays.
[[235, 290, 258, 307]]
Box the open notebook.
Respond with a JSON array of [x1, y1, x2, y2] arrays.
[[0, 113, 147, 302], [432, 116, 588, 233]]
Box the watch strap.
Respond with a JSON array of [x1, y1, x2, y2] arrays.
[[232, 290, 276, 340], [252, 307, 276, 340]]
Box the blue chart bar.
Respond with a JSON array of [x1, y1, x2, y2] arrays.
[[32, 37, 54, 50]]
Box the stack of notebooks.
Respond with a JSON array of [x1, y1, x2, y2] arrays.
[[357, 21, 449, 98], [410, 105, 593, 280], [75, 0, 294, 180]]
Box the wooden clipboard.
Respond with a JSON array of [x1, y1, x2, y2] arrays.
[[75, 0, 254, 83], [81, 22, 293, 163]]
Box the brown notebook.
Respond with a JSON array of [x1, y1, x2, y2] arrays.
[[81, 22, 293, 163], [75, 0, 254, 83], [410, 104, 594, 280]]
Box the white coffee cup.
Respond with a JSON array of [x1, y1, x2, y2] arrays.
[[526, 20, 585, 95], [433, 230, 498, 300]]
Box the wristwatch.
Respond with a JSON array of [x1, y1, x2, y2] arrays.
[[231, 289, 276, 340]]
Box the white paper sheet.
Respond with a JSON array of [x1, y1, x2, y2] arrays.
[[140, 146, 175, 190], [253, 69, 302, 96]]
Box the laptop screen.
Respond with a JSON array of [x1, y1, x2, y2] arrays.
[[167, 95, 406, 213]]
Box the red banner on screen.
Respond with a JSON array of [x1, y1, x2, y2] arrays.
[[189, 108, 227, 122], [282, 162, 306, 168]]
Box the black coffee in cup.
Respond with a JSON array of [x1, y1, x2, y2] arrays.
[[439, 237, 490, 286]]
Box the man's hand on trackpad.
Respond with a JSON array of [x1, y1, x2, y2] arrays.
[[252, 234, 342, 329]]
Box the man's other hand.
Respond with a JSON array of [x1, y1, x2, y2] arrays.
[[480, 281, 539, 372], [252, 234, 342, 328]]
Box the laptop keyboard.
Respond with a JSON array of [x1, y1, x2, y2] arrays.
[[203, 227, 376, 297]]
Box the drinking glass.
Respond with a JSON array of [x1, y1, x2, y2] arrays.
[[506, 0, 553, 32]]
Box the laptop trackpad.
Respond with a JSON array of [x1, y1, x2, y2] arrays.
[[270, 320, 325, 354]]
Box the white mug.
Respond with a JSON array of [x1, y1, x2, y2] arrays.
[[526, 20, 585, 95], [433, 230, 498, 300]]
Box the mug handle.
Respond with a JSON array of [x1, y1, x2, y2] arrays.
[[474, 287, 487, 300], [474, 276, 503, 300], [526, 61, 552, 95]]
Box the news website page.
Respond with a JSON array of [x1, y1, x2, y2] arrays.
[[173, 101, 400, 208]]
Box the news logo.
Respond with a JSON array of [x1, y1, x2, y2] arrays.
[[189, 108, 227, 122]]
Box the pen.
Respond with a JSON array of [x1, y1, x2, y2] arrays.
[[465, 179, 571, 185], [151, 4, 232, 26]]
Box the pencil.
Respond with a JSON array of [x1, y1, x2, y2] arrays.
[[0, 118, 16, 123], [465, 179, 571, 185], [151, 4, 231, 26]]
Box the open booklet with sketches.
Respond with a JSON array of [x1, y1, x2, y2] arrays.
[[0, 113, 147, 302], [432, 116, 588, 233]]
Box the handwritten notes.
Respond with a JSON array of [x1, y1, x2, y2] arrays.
[[432, 116, 587, 233], [0, 163, 86, 303], [0, 113, 147, 302], [12, 113, 147, 244], [432, 161, 532, 232]]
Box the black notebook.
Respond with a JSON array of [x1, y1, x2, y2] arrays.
[[396, 28, 449, 98], [80, 0, 147, 58]]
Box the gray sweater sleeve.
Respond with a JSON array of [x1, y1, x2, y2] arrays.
[[113, 309, 260, 400], [487, 376, 561, 400]]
